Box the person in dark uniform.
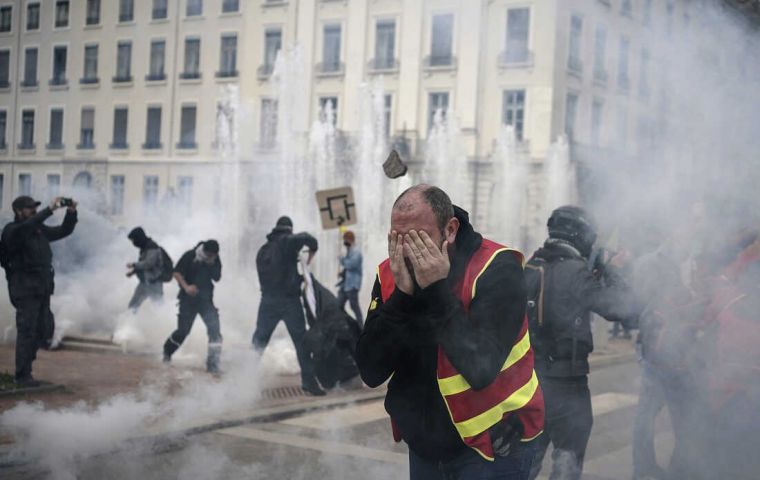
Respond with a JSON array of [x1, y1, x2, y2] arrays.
[[126, 227, 164, 312], [525, 206, 637, 480], [253, 216, 324, 396], [1, 195, 78, 386], [162, 240, 222, 373]]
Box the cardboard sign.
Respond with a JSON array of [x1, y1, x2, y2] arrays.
[[315, 187, 357, 229]]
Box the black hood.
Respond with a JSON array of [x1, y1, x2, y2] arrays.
[[448, 205, 483, 283], [266, 226, 292, 242], [532, 238, 584, 262]]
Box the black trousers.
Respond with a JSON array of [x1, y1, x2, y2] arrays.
[[163, 297, 222, 370], [528, 375, 593, 480], [252, 295, 316, 385], [13, 295, 54, 379]]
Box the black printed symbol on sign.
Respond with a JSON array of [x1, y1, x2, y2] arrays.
[[320, 194, 356, 226]]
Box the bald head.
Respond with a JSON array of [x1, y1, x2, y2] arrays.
[[390, 184, 459, 253]]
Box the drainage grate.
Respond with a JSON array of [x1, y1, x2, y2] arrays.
[[260, 385, 306, 400]]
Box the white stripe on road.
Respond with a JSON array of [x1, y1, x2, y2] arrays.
[[217, 426, 408, 466], [279, 400, 389, 430], [592, 393, 639, 416]]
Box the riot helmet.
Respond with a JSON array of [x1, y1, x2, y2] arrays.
[[547, 205, 597, 258]]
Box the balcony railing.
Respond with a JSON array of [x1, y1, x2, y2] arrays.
[[315, 61, 345, 77], [49, 76, 68, 86], [423, 55, 457, 70], [145, 73, 167, 82], [368, 58, 399, 72], [46, 142, 64, 150], [257, 64, 275, 79], [17, 142, 35, 150], [179, 71, 201, 80], [593, 69, 608, 85], [567, 56, 583, 75], [109, 141, 128, 150], [112, 75, 133, 83], [119, 13, 133, 23], [79, 77, 99, 84], [142, 141, 163, 150], [497, 49, 534, 67], [215, 69, 239, 79], [176, 141, 198, 150], [152, 9, 168, 20], [0, 80, 9, 88]]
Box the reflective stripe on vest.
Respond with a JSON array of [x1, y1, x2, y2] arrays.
[[376, 238, 544, 460]]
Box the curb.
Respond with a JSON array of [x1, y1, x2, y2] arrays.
[[0, 383, 65, 398]]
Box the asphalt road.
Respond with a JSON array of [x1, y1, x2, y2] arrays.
[[43, 359, 672, 480]]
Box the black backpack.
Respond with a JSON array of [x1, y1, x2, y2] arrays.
[[0, 237, 10, 280], [158, 247, 174, 282], [256, 239, 287, 291]]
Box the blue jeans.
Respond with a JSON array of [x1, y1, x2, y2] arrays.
[[409, 441, 537, 480], [337, 288, 363, 327]]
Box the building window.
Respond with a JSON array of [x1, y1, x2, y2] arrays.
[[110, 175, 125, 215], [430, 14, 453, 66], [20, 110, 34, 149], [79, 108, 95, 149], [666, 2, 674, 35], [383, 94, 392, 138], [86, 0, 100, 25], [618, 36, 630, 90], [374, 20, 396, 70], [428, 92, 449, 131], [112, 107, 128, 148], [222, 0, 239, 13], [593, 25, 607, 82], [55, 1, 69, 28], [82, 45, 98, 83], [182, 38, 201, 78], [23, 48, 37, 86], [0, 51, 9, 88], [565, 93, 579, 141], [643, 0, 652, 25], [262, 29, 281, 76], [504, 8, 530, 64], [148, 40, 166, 81], [143, 176, 159, 210], [187, 0, 203, 17], [639, 48, 650, 99], [153, 0, 168, 20], [48, 108, 64, 148], [621, 0, 632, 17], [47, 174, 60, 198], [322, 25, 342, 72], [0, 175, 4, 209], [26, 3, 40, 31], [0, 6, 11, 33], [591, 99, 603, 146], [144, 107, 162, 149], [51, 46, 67, 85], [218, 34, 238, 77], [178, 105, 197, 149], [568, 15, 583, 73], [618, 105, 628, 146], [0, 111, 6, 149], [318, 97, 338, 125], [177, 176, 193, 211], [260, 98, 278, 148], [115, 42, 132, 82], [119, 0, 134, 23], [19, 174, 32, 196], [502, 90, 526, 140]]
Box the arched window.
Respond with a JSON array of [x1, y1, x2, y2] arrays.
[[73, 171, 92, 189]]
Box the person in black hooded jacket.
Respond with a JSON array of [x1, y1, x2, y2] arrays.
[[526, 206, 637, 480], [126, 227, 164, 312], [252, 216, 324, 395]]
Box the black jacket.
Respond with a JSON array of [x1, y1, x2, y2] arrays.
[[356, 207, 527, 462], [1, 207, 77, 299], [526, 239, 635, 377], [259, 228, 318, 297], [174, 245, 222, 301]]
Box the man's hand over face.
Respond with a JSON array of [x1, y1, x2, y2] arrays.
[[388, 231, 414, 295], [403, 230, 450, 290]]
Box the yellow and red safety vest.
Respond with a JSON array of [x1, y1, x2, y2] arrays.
[[377, 238, 544, 460]]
